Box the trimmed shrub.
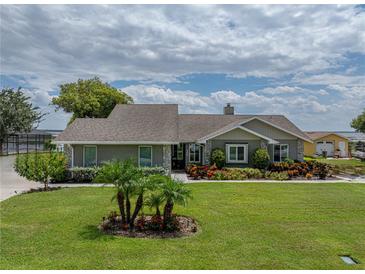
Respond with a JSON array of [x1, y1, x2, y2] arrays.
[[242, 168, 263, 179], [69, 167, 100, 183], [284, 158, 294, 164], [265, 171, 289, 181], [210, 148, 225, 169], [14, 152, 68, 188], [252, 148, 270, 169], [140, 166, 168, 176], [209, 167, 262, 180]]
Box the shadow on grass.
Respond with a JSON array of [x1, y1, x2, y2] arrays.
[[79, 225, 116, 241]]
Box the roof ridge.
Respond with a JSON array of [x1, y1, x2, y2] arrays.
[[178, 113, 285, 116]]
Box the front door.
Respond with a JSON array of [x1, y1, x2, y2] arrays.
[[339, 141, 346, 157], [171, 144, 185, 170]]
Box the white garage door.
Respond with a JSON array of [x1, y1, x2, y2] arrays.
[[316, 141, 334, 156]]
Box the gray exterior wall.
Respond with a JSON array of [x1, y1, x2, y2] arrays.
[[244, 119, 297, 140], [211, 139, 261, 167], [72, 144, 164, 167], [212, 128, 261, 140]]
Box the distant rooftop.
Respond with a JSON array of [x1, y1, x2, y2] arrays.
[[335, 131, 365, 142]]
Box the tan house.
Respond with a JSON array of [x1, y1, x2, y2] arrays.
[[304, 132, 349, 158]]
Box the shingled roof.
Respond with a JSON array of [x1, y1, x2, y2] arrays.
[[55, 104, 179, 143], [305, 131, 349, 141], [55, 104, 310, 143]]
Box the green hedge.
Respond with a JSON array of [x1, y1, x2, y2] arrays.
[[68, 165, 168, 183]]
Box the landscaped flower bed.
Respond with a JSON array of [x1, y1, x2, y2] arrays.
[[186, 160, 333, 181], [99, 211, 198, 238]]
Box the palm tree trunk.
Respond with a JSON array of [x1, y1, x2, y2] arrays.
[[117, 191, 126, 225], [163, 200, 174, 227], [156, 206, 160, 217], [126, 194, 131, 225], [130, 193, 143, 229]]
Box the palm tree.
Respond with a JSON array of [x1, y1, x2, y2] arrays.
[[129, 175, 157, 229], [145, 193, 165, 217], [160, 177, 192, 227], [94, 159, 142, 227]]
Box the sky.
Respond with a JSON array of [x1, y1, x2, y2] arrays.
[[1, 4, 365, 131]]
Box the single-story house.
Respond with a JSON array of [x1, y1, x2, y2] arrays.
[[304, 132, 349, 158], [54, 103, 312, 172]]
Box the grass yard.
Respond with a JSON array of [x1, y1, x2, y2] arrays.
[[309, 158, 365, 175], [1, 183, 365, 270]]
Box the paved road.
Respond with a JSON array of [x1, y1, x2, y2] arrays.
[[0, 155, 41, 201]]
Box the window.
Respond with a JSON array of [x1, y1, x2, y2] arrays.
[[84, 146, 97, 167], [273, 144, 289, 162], [139, 146, 152, 167], [172, 144, 184, 160], [177, 145, 184, 160], [189, 144, 200, 163], [226, 144, 248, 163]]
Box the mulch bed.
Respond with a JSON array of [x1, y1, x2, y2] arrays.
[[99, 215, 199, 238], [22, 187, 62, 194]]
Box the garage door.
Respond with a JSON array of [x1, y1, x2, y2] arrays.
[[316, 141, 334, 156]]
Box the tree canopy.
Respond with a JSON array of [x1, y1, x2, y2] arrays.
[[0, 87, 44, 153], [52, 77, 133, 124], [351, 109, 365, 133]]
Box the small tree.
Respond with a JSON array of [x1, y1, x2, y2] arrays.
[[0, 88, 45, 155], [351, 109, 365, 133], [210, 148, 225, 168], [14, 152, 68, 190], [52, 77, 133, 124], [94, 159, 160, 230], [252, 148, 270, 170], [160, 177, 192, 228], [94, 159, 141, 228], [145, 193, 165, 217]]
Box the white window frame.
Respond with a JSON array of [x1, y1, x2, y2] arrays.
[[226, 144, 248, 163], [188, 144, 201, 163], [83, 145, 97, 167], [138, 145, 153, 167], [273, 144, 289, 162]]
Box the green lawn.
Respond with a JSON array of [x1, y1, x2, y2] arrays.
[[306, 158, 365, 175], [1, 183, 365, 270]]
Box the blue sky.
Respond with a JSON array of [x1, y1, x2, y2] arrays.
[[1, 5, 364, 131]]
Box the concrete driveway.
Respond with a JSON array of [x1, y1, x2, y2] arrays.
[[0, 155, 41, 201]]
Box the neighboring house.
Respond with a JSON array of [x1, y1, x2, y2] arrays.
[[304, 132, 349, 158], [54, 104, 312, 172], [334, 131, 365, 143]]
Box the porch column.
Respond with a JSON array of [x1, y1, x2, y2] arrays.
[[64, 144, 73, 168], [204, 140, 212, 165], [162, 145, 172, 174], [297, 139, 304, 161]]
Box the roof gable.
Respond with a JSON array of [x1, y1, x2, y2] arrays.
[[305, 132, 349, 141]]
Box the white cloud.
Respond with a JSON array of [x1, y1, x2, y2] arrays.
[[122, 84, 346, 130], [1, 5, 364, 130], [1, 5, 365, 88]]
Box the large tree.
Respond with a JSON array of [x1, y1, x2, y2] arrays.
[[0, 88, 44, 154], [52, 77, 133, 124], [351, 109, 365, 133]]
